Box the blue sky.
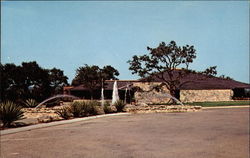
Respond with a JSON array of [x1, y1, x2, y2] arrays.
[[1, 1, 249, 83]]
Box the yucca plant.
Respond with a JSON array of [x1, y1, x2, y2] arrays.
[[70, 101, 101, 118], [103, 101, 113, 114], [23, 99, 38, 108], [70, 102, 84, 117], [85, 101, 100, 116], [114, 100, 126, 112], [55, 106, 72, 120], [0, 101, 24, 128]]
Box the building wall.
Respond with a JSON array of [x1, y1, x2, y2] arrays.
[[133, 82, 171, 104], [133, 82, 233, 104], [180, 89, 233, 103]]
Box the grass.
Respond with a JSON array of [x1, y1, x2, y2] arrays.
[[186, 100, 250, 107]]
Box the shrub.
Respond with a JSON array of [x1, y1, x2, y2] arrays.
[[103, 101, 113, 114], [70, 101, 101, 117], [70, 102, 84, 117], [114, 100, 126, 112], [0, 101, 24, 128], [55, 106, 72, 120], [23, 99, 38, 108], [82, 101, 100, 116]]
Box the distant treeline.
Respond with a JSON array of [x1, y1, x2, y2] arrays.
[[0, 61, 68, 103]]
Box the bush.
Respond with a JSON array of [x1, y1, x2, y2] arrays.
[[70, 101, 101, 117], [70, 102, 84, 117], [114, 100, 126, 112], [23, 99, 38, 108], [84, 101, 100, 116], [55, 106, 72, 120], [0, 101, 24, 128], [103, 101, 113, 114]]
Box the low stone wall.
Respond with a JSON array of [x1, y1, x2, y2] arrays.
[[124, 104, 202, 113], [180, 89, 233, 103], [22, 106, 62, 122]]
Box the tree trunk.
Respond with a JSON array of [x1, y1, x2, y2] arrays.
[[169, 86, 178, 105]]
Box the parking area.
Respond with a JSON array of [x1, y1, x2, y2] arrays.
[[1, 108, 249, 158]]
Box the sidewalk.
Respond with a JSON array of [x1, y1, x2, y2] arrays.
[[1, 113, 130, 136]]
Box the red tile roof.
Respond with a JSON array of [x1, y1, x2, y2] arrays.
[[69, 70, 250, 91], [139, 70, 250, 90]]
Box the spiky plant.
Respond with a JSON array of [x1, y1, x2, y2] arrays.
[[70, 101, 101, 118], [114, 100, 126, 112], [103, 101, 113, 114], [55, 106, 72, 120], [0, 101, 24, 128], [23, 99, 38, 108], [84, 101, 100, 116], [70, 102, 84, 117]]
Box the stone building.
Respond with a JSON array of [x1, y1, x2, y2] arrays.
[[64, 70, 250, 103]]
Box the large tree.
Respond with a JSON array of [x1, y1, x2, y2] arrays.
[[72, 64, 119, 99], [0, 61, 68, 102], [49, 68, 69, 95], [128, 40, 217, 101]]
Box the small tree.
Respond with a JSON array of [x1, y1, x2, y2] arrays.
[[128, 41, 217, 102], [72, 64, 119, 99]]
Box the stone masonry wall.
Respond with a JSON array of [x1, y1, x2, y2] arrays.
[[133, 82, 233, 103], [180, 89, 233, 103], [133, 82, 171, 104]]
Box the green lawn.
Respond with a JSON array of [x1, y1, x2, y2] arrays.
[[186, 100, 250, 107]]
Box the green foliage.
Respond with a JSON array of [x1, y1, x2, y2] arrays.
[[71, 64, 119, 99], [0, 101, 24, 128], [186, 101, 250, 107], [70, 101, 101, 117], [23, 99, 38, 108], [127, 40, 217, 101], [103, 101, 113, 114], [70, 102, 84, 117], [83, 101, 100, 116], [49, 68, 69, 94], [55, 106, 72, 120], [0, 61, 68, 103], [202, 66, 217, 77], [114, 100, 126, 112]]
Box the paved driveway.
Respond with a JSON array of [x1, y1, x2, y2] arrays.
[[1, 108, 249, 158]]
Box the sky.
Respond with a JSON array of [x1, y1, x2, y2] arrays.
[[1, 1, 249, 83]]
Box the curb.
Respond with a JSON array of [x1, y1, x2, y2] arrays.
[[203, 105, 250, 110], [1, 113, 130, 136]]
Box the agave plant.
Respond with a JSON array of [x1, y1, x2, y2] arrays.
[[70, 102, 84, 117], [0, 101, 24, 128], [70, 101, 101, 118], [103, 101, 113, 114], [114, 100, 126, 112], [55, 106, 72, 120], [23, 99, 38, 108]]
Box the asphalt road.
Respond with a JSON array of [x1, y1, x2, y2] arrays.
[[1, 108, 249, 158]]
